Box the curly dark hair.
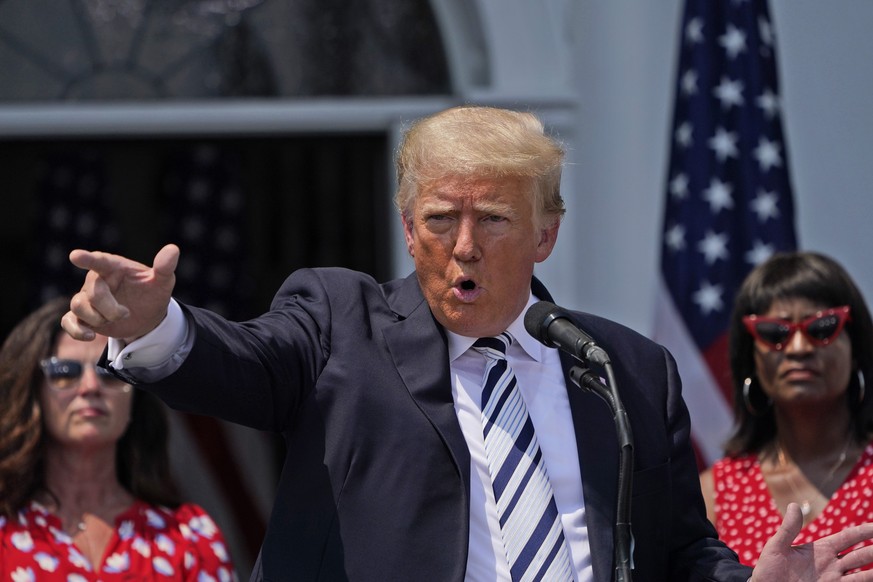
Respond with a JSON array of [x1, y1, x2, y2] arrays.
[[0, 297, 180, 517], [724, 251, 873, 456]]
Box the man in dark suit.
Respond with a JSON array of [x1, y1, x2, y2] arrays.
[[63, 105, 873, 581]]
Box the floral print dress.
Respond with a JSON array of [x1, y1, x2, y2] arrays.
[[0, 500, 236, 581], [712, 444, 873, 568]]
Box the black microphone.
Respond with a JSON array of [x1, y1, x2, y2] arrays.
[[524, 301, 610, 365]]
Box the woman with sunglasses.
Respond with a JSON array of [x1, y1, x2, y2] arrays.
[[0, 298, 237, 580], [699, 251, 873, 567]]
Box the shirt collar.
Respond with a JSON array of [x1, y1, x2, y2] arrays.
[[446, 293, 548, 363]]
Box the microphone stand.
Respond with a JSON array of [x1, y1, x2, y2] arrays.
[[569, 363, 634, 582]]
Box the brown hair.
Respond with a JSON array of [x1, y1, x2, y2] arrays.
[[0, 297, 180, 517], [394, 105, 566, 229]]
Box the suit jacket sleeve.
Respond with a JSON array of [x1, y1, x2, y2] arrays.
[[657, 345, 752, 581], [135, 267, 347, 431]]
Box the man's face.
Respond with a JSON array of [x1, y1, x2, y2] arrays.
[[403, 175, 559, 337]]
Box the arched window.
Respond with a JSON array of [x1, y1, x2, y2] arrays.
[[0, 0, 450, 101]]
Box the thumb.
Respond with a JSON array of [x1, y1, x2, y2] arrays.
[[152, 244, 180, 278], [749, 503, 805, 582], [771, 502, 803, 548]]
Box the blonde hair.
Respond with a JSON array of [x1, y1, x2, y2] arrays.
[[394, 105, 566, 228]]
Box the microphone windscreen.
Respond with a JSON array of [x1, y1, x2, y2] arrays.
[[524, 300, 561, 344]]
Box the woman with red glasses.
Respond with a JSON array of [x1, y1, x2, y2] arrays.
[[0, 298, 237, 580], [699, 251, 873, 568]]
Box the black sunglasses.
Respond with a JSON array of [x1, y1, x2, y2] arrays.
[[39, 358, 130, 392], [742, 306, 851, 351]]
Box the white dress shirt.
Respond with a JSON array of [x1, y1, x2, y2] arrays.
[[448, 293, 592, 581]]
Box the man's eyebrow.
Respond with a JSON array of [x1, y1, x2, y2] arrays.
[[418, 202, 455, 214], [474, 201, 516, 216]]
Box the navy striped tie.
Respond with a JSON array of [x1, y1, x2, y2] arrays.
[[473, 333, 573, 581]]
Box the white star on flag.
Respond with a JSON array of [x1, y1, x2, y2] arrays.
[[670, 173, 690, 199], [666, 224, 687, 251], [702, 178, 734, 212], [713, 77, 744, 109], [682, 70, 699, 96], [697, 230, 730, 264], [708, 128, 739, 161], [751, 190, 781, 221], [719, 25, 746, 58], [745, 240, 776, 265], [756, 89, 779, 119], [754, 137, 782, 171], [686, 18, 704, 43], [675, 122, 694, 147], [693, 280, 724, 315]]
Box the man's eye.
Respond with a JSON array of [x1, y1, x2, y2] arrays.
[[485, 215, 507, 223]]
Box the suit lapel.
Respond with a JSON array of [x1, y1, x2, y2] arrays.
[[382, 274, 472, 504], [534, 278, 618, 582]]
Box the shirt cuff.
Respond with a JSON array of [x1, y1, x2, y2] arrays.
[[108, 298, 188, 370]]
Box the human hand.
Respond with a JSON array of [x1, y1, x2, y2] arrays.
[[751, 503, 873, 581], [62, 244, 180, 342]]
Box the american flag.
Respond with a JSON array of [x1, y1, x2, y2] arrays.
[[29, 149, 122, 309], [163, 143, 252, 320], [653, 0, 797, 467]]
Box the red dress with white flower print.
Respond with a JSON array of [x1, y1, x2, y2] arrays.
[[0, 500, 236, 581], [712, 443, 873, 568]]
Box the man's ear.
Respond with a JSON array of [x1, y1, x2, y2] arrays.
[[535, 220, 560, 263], [402, 214, 415, 257]]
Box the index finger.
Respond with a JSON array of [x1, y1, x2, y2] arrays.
[[69, 249, 133, 277], [830, 522, 873, 554]]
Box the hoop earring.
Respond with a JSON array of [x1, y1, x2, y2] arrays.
[[742, 377, 770, 416], [858, 369, 866, 404]]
